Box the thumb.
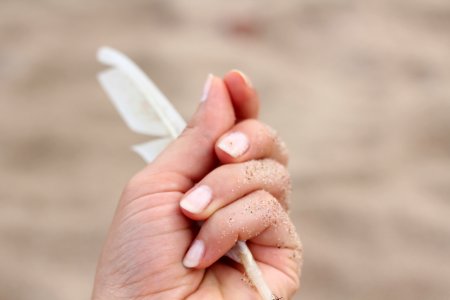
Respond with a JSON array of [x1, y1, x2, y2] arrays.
[[146, 75, 236, 182]]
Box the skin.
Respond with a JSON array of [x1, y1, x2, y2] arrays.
[[92, 71, 302, 300]]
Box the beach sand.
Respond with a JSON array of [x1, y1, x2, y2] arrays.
[[1, 0, 450, 299]]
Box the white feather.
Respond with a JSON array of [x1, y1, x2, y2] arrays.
[[132, 138, 172, 163], [98, 69, 169, 137], [97, 46, 185, 160], [96, 47, 273, 300]]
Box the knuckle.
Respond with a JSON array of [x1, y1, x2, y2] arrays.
[[240, 119, 278, 142], [243, 158, 290, 184], [261, 123, 289, 164], [238, 119, 289, 164], [266, 192, 282, 209], [241, 159, 291, 209], [264, 124, 289, 164], [263, 123, 278, 139], [250, 189, 280, 210]]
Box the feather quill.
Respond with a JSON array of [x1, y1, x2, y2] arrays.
[[96, 47, 273, 300]]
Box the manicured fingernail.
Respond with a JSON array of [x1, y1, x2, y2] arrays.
[[231, 69, 252, 88], [218, 132, 249, 158], [183, 239, 205, 268], [201, 74, 213, 102], [180, 185, 212, 214]]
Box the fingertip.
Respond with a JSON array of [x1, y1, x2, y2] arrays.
[[224, 70, 259, 120], [179, 182, 215, 222], [214, 119, 289, 166], [180, 205, 211, 222], [183, 239, 205, 269], [196, 75, 236, 131], [229, 69, 253, 88]]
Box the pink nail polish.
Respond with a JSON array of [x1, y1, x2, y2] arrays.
[[183, 240, 205, 268], [218, 132, 249, 158], [180, 185, 212, 214]]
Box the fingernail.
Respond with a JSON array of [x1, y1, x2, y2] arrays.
[[180, 185, 212, 214], [201, 74, 213, 102], [183, 239, 205, 268], [231, 69, 252, 88], [218, 132, 249, 158]]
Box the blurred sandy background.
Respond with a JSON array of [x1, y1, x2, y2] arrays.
[[1, 0, 450, 299]]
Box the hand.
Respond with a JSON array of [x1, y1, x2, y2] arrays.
[[92, 71, 302, 300]]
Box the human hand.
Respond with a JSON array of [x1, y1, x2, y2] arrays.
[[92, 71, 302, 300]]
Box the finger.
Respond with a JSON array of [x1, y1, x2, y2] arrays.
[[179, 159, 291, 219], [215, 119, 289, 165], [139, 75, 236, 183], [224, 70, 259, 120], [182, 190, 301, 296], [183, 190, 299, 268]]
